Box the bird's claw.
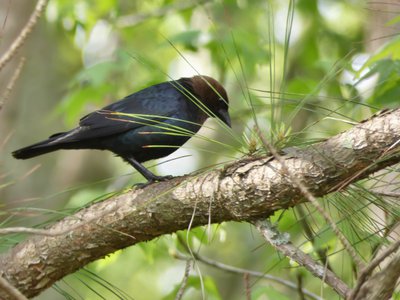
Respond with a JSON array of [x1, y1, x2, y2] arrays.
[[132, 175, 174, 189]]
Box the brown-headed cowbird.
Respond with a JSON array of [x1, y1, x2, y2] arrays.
[[12, 75, 231, 183]]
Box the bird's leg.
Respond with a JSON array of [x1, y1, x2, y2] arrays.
[[124, 156, 173, 184]]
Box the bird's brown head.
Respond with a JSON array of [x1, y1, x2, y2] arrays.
[[180, 75, 231, 127]]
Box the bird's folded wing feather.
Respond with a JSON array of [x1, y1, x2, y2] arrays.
[[65, 87, 181, 141]]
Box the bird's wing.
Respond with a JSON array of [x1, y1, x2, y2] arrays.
[[65, 84, 182, 141]]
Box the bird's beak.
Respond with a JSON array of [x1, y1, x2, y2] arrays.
[[217, 108, 231, 128]]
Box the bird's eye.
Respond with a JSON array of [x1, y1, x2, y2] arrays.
[[219, 97, 228, 107]]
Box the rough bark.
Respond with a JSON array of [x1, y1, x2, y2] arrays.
[[354, 251, 400, 300], [0, 108, 400, 298]]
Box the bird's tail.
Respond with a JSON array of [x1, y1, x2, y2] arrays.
[[12, 132, 69, 159]]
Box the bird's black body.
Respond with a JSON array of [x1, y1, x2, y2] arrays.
[[12, 75, 231, 183]]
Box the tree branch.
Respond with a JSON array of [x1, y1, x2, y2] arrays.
[[174, 259, 192, 300], [0, 57, 25, 111], [1, 108, 400, 298], [254, 219, 349, 298], [349, 240, 400, 299], [257, 127, 365, 270], [173, 251, 322, 300], [0, 0, 48, 72], [353, 250, 400, 300]]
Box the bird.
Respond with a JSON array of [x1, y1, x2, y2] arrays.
[[12, 75, 231, 184]]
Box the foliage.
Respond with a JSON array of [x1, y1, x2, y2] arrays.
[[2, 0, 400, 299]]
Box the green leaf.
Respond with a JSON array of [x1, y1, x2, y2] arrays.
[[168, 30, 202, 51], [359, 59, 400, 107], [356, 36, 400, 76], [57, 83, 114, 126]]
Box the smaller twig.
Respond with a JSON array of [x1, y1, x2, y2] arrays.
[[181, 201, 207, 300], [349, 240, 400, 299], [172, 250, 322, 300], [0, 0, 48, 71], [256, 129, 365, 270], [0, 276, 27, 300], [254, 219, 350, 298], [0, 57, 25, 111], [244, 273, 251, 300], [175, 259, 192, 300]]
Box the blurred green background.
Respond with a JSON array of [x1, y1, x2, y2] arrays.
[[1, 0, 400, 299]]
